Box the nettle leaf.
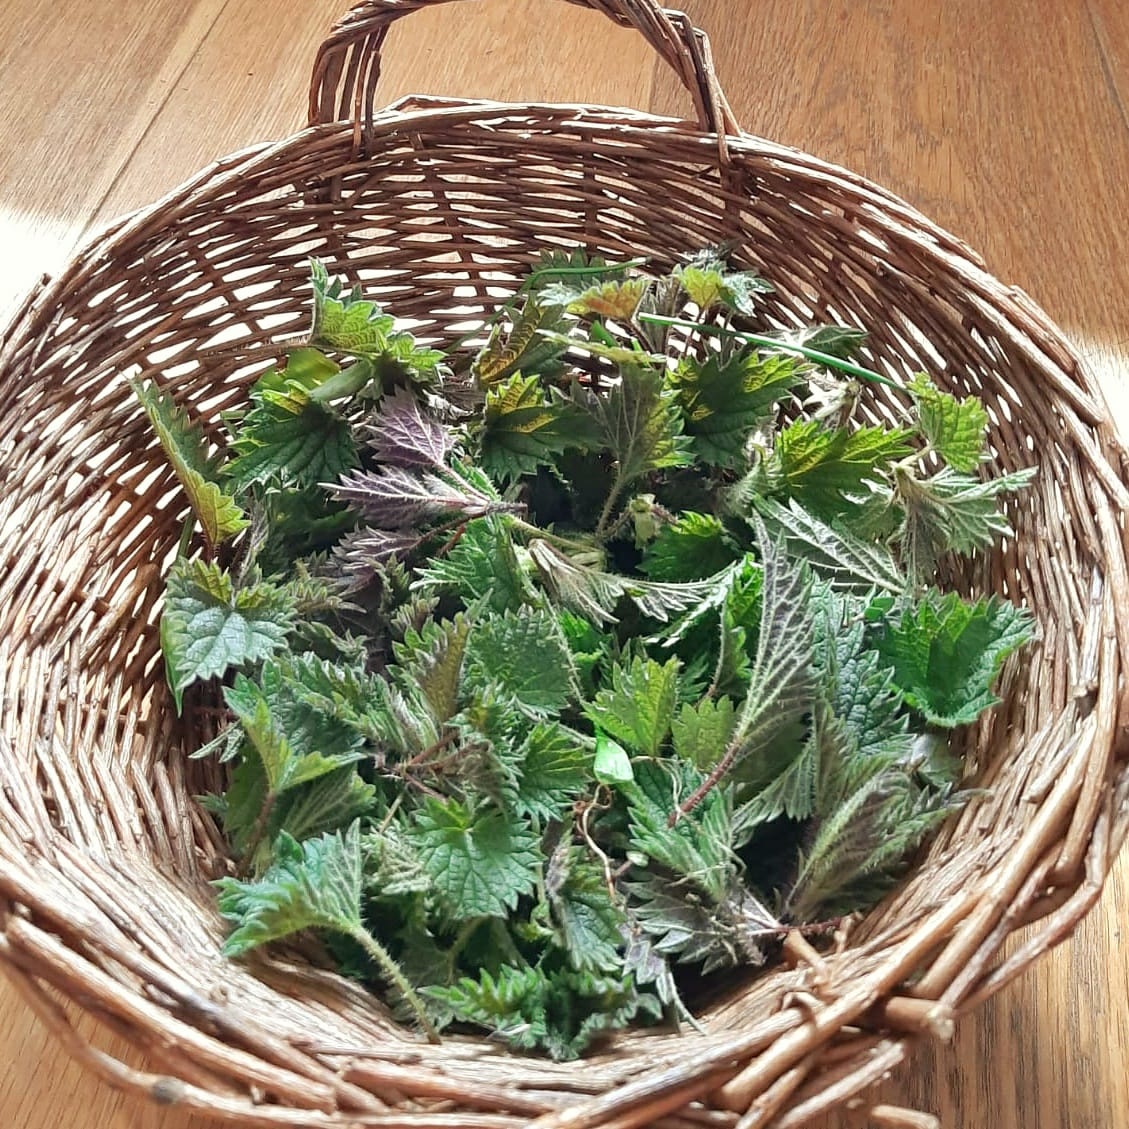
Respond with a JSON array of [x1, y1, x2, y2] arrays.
[[424, 964, 654, 1060], [227, 397, 357, 494], [527, 248, 627, 293], [725, 533, 817, 784], [333, 464, 518, 528], [132, 379, 248, 545], [528, 539, 730, 626], [413, 515, 535, 613], [593, 733, 634, 785], [472, 297, 571, 386], [479, 373, 598, 483], [753, 496, 904, 594], [769, 420, 914, 514], [516, 723, 593, 821], [579, 364, 693, 486], [896, 465, 1036, 579], [224, 672, 363, 795], [908, 375, 989, 472], [392, 614, 472, 725], [410, 798, 541, 920], [620, 761, 781, 970], [544, 277, 648, 320], [160, 560, 295, 711], [671, 695, 737, 770], [639, 512, 741, 582], [273, 769, 377, 845], [772, 323, 868, 361], [333, 527, 423, 583], [672, 351, 799, 468], [874, 590, 1034, 727], [815, 590, 913, 765], [546, 847, 625, 973], [466, 606, 577, 716], [256, 487, 356, 574], [217, 824, 364, 955], [677, 261, 771, 316], [310, 260, 396, 356], [365, 387, 456, 469], [622, 760, 734, 903], [558, 609, 611, 696], [584, 656, 680, 757]]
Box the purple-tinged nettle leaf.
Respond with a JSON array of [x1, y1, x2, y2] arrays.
[[332, 466, 518, 529], [333, 526, 423, 584], [365, 388, 456, 469]]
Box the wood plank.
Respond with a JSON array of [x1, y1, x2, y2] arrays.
[[0, 0, 230, 318]]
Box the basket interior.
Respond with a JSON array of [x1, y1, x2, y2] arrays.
[[0, 105, 1121, 1115]]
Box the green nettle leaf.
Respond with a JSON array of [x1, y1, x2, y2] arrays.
[[640, 512, 742, 582], [769, 420, 914, 514], [677, 261, 771, 316], [479, 373, 598, 483], [392, 614, 472, 725], [896, 465, 1037, 579], [413, 516, 535, 613], [424, 964, 655, 1060], [527, 248, 627, 293], [752, 497, 904, 593], [217, 825, 366, 954], [620, 761, 781, 969], [546, 847, 626, 973], [908, 375, 989, 473], [771, 323, 868, 361], [160, 560, 295, 711], [580, 364, 694, 491], [670, 696, 737, 770], [874, 590, 1034, 727], [593, 732, 635, 785], [472, 296, 571, 386], [227, 397, 357, 493], [667, 536, 812, 822], [223, 673, 363, 795], [365, 387, 456, 469], [410, 798, 541, 919], [310, 260, 396, 356], [465, 606, 578, 716], [272, 769, 377, 845], [585, 656, 680, 758], [131, 379, 248, 545], [528, 539, 730, 626], [517, 723, 593, 820], [672, 351, 799, 468], [216, 824, 437, 1039]]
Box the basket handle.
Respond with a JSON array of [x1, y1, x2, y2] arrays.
[[308, 0, 739, 150]]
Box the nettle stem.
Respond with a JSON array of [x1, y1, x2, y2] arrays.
[[594, 473, 629, 542], [349, 926, 441, 1044], [237, 790, 278, 876], [637, 314, 904, 391]]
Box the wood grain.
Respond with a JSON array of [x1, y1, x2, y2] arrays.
[[0, 1, 1125, 1126]]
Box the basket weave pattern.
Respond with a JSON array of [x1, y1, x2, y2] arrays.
[[1, 2, 1127, 1126]]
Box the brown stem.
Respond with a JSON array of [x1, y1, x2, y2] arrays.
[[669, 743, 738, 825], [236, 789, 278, 877]]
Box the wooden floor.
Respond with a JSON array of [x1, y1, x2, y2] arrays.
[[1, 1, 1127, 1125]]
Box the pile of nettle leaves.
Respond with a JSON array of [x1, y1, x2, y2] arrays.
[[137, 251, 1035, 1058]]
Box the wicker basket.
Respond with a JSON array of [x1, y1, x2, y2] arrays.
[[1, 1, 1127, 1126]]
